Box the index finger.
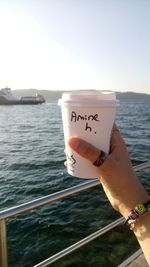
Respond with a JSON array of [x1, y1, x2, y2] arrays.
[[110, 123, 126, 153]]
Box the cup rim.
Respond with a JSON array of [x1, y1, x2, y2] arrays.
[[58, 99, 119, 107]]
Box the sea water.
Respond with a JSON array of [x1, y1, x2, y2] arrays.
[[0, 101, 150, 267]]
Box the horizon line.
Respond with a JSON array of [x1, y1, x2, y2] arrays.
[[10, 88, 150, 95]]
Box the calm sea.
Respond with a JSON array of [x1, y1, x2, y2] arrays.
[[0, 101, 150, 267]]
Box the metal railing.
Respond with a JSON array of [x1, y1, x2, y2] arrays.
[[0, 162, 150, 267]]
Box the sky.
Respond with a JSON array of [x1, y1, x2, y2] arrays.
[[0, 0, 150, 94]]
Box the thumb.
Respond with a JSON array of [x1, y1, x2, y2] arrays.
[[68, 137, 101, 164]]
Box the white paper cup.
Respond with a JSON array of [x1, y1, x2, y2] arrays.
[[58, 90, 118, 179]]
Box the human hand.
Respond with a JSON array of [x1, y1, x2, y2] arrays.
[[68, 124, 149, 218]]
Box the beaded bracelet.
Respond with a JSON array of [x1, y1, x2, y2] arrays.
[[124, 200, 150, 229]]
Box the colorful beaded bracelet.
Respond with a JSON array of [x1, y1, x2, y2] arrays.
[[125, 200, 150, 226]]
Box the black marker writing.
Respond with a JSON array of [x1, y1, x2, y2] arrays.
[[71, 155, 76, 165], [71, 111, 99, 122], [66, 153, 76, 173], [70, 111, 100, 134], [85, 122, 92, 132], [67, 153, 76, 165]]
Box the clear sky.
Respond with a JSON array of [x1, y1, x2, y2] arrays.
[[0, 0, 150, 94]]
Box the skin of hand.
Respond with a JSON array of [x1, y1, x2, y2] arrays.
[[68, 124, 149, 218], [68, 124, 150, 264]]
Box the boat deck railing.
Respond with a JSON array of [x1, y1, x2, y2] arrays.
[[0, 162, 150, 267]]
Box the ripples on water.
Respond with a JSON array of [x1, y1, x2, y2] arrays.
[[0, 101, 150, 267]]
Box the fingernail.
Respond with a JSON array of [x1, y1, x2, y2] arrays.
[[68, 137, 80, 150]]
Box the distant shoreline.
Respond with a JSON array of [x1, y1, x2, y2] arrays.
[[12, 89, 150, 102]]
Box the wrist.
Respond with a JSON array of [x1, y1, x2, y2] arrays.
[[124, 200, 150, 227], [132, 214, 150, 241], [118, 187, 149, 219]]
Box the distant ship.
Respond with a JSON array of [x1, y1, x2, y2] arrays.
[[0, 88, 45, 105]]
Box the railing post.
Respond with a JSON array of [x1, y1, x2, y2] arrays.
[[0, 219, 8, 267]]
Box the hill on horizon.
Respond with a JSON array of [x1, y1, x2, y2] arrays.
[[12, 89, 150, 102]]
